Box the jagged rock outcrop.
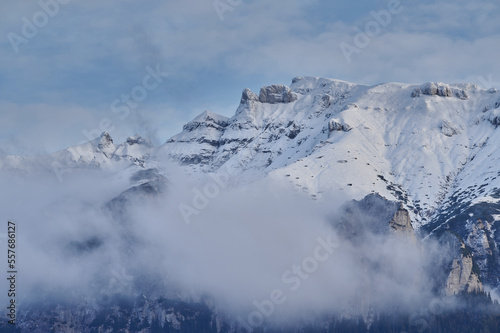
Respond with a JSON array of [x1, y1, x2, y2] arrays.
[[490, 115, 500, 127], [336, 193, 416, 241], [329, 118, 352, 133], [240, 88, 259, 103], [411, 82, 451, 97], [389, 203, 417, 244], [106, 168, 168, 223], [466, 219, 494, 270], [125, 134, 152, 146], [483, 99, 500, 127], [411, 82, 468, 100], [495, 98, 500, 108], [424, 192, 500, 290], [445, 242, 483, 296], [437, 232, 484, 296], [259, 84, 298, 104], [98, 131, 114, 149], [96, 131, 116, 158], [287, 123, 301, 139], [165, 111, 229, 165], [455, 89, 469, 100], [318, 94, 334, 110]]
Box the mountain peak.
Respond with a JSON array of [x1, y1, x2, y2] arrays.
[[99, 131, 113, 144], [240, 88, 259, 104], [191, 110, 229, 125], [97, 131, 115, 155]]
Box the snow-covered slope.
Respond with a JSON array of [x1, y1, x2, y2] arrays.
[[0, 132, 153, 181], [158, 77, 500, 226]]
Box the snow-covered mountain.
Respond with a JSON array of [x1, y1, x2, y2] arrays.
[[2, 76, 500, 331], [0, 132, 153, 180], [158, 77, 500, 226], [3, 76, 500, 273], [156, 76, 500, 287]]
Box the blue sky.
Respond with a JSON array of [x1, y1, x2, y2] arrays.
[[1, 0, 499, 155]]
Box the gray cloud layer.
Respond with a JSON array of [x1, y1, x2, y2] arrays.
[[0, 168, 452, 327]]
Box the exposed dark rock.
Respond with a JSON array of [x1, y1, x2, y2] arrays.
[[490, 115, 500, 127], [411, 82, 468, 99], [240, 88, 259, 103], [389, 203, 417, 243], [129, 168, 162, 183], [437, 232, 483, 296], [287, 125, 301, 139], [259, 84, 298, 104], [97, 131, 114, 151], [321, 94, 333, 107], [335, 193, 412, 240], [455, 89, 469, 100], [422, 82, 452, 97], [329, 119, 352, 133], [422, 197, 500, 290], [495, 98, 500, 109], [106, 174, 168, 223], [98, 131, 113, 146], [126, 135, 152, 147], [182, 116, 228, 132]]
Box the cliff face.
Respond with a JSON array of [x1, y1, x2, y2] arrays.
[[445, 242, 483, 296], [337, 193, 416, 241], [338, 194, 483, 299], [389, 203, 417, 244], [434, 231, 484, 297]]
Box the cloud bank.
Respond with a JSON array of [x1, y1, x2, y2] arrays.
[[0, 167, 453, 328]]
